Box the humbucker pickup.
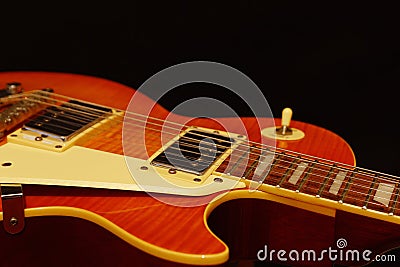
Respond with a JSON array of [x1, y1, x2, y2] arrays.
[[24, 100, 112, 141], [7, 97, 121, 152], [150, 127, 246, 176]]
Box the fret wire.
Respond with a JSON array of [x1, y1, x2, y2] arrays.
[[316, 165, 335, 198], [296, 161, 316, 193], [340, 169, 358, 204], [362, 174, 378, 209], [278, 156, 298, 187], [389, 184, 400, 215]]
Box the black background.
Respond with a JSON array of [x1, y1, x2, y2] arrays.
[[1, 2, 399, 176]]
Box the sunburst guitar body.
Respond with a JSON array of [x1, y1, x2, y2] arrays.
[[0, 72, 399, 267]]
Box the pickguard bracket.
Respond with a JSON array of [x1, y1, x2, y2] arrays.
[[0, 183, 25, 234]]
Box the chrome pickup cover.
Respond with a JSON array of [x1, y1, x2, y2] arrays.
[[151, 127, 241, 176], [23, 100, 112, 141]]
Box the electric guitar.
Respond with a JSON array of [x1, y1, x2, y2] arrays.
[[0, 72, 399, 267]]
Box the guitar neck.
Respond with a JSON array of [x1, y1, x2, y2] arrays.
[[217, 144, 400, 217]]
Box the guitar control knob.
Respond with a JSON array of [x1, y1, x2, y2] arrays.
[[0, 82, 23, 99], [6, 82, 23, 94], [261, 107, 305, 140]]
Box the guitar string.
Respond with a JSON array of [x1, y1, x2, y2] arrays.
[[22, 93, 400, 171], [2, 92, 375, 166], [156, 146, 397, 207], [151, 152, 394, 208], [12, 111, 400, 208], [5, 123, 398, 209], [11, 91, 393, 172], [7, 92, 400, 203], [16, 94, 192, 136], [16, 91, 276, 149], [227, 143, 400, 207], [12, 92, 400, 183], [14, 93, 275, 154], [150, 151, 394, 210], [21, 91, 398, 179], [15, 108, 400, 210], [4, 92, 400, 205], [17, 91, 185, 128]]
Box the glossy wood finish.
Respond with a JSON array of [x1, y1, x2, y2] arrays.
[[0, 71, 387, 267]]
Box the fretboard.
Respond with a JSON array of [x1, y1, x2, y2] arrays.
[[216, 145, 400, 216]]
